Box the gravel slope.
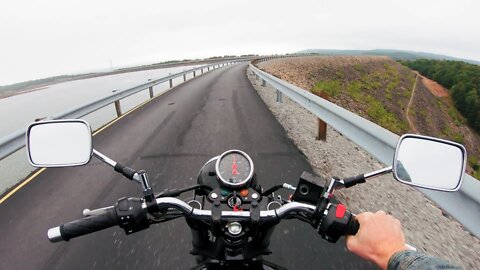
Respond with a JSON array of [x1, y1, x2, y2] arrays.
[[247, 65, 480, 269]]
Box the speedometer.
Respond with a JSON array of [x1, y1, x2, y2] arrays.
[[215, 150, 254, 188]]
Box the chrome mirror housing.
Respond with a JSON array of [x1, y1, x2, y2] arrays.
[[393, 134, 466, 192], [26, 119, 93, 167]]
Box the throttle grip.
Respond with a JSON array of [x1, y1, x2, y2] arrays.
[[317, 203, 359, 243], [345, 215, 360, 235], [48, 208, 118, 242]]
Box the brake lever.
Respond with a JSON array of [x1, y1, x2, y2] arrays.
[[83, 206, 114, 217]]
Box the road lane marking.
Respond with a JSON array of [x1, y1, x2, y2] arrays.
[[0, 83, 176, 204], [0, 64, 234, 204], [0, 168, 46, 204]]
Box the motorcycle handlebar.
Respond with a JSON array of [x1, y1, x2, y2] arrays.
[[48, 208, 118, 243], [47, 198, 318, 242], [146, 197, 317, 220]]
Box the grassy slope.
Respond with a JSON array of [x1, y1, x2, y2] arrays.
[[258, 56, 480, 177], [310, 59, 413, 134]]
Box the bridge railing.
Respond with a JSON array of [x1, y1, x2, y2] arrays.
[[0, 60, 244, 162], [0, 59, 247, 196], [250, 61, 480, 238]]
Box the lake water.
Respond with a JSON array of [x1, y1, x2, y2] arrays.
[[0, 64, 202, 193], [0, 64, 201, 137]]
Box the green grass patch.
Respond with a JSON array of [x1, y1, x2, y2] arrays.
[[442, 126, 452, 137], [452, 133, 464, 144], [335, 71, 345, 79], [402, 89, 412, 98], [470, 156, 480, 179], [442, 126, 464, 144], [312, 80, 342, 97], [354, 64, 363, 72], [347, 81, 365, 101], [365, 95, 407, 133], [447, 107, 465, 126]]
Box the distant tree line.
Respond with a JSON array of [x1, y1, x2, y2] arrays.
[[400, 59, 480, 133]]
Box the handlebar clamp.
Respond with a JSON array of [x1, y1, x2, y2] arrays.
[[115, 197, 149, 235]]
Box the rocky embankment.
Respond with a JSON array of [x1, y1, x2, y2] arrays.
[[247, 60, 480, 269]]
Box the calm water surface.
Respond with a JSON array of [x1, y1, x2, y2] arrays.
[[0, 65, 201, 137], [0, 64, 201, 190]]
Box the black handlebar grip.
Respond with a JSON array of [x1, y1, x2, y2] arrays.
[[345, 215, 360, 235], [114, 163, 137, 180], [343, 174, 366, 188], [48, 208, 118, 242]]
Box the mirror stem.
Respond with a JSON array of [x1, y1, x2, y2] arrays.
[[93, 149, 141, 184], [333, 166, 393, 191], [364, 166, 392, 181], [92, 149, 117, 168]]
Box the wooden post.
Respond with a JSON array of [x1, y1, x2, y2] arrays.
[[149, 86, 154, 98], [316, 92, 328, 141], [114, 100, 122, 117]]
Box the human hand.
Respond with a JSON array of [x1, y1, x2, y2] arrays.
[[346, 211, 407, 270]]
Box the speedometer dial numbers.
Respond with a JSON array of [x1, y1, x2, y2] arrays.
[[215, 150, 254, 188]]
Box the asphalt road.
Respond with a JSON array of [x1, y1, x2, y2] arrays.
[[0, 63, 375, 269]]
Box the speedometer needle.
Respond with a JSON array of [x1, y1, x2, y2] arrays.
[[232, 155, 238, 175]]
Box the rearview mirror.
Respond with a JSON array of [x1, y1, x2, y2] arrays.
[[26, 120, 93, 167], [393, 134, 466, 191]]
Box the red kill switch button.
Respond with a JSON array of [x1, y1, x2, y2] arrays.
[[335, 204, 346, 218]]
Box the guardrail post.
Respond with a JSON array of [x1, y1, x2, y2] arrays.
[[169, 79, 173, 88], [316, 92, 329, 141], [261, 79, 266, 87], [208, 66, 210, 71], [183, 74, 186, 82], [201, 68, 204, 74], [276, 89, 283, 103], [114, 100, 122, 117], [149, 86, 154, 98], [193, 71, 196, 77]]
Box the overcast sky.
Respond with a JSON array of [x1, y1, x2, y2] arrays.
[[1, 0, 479, 85]]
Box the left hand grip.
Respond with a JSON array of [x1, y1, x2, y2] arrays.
[[48, 208, 118, 242]]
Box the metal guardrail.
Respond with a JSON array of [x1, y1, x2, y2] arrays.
[[250, 63, 480, 238], [0, 60, 243, 162]]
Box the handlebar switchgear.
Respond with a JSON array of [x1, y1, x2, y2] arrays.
[[115, 197, 149, 234], [317, 203, 359, 243]]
